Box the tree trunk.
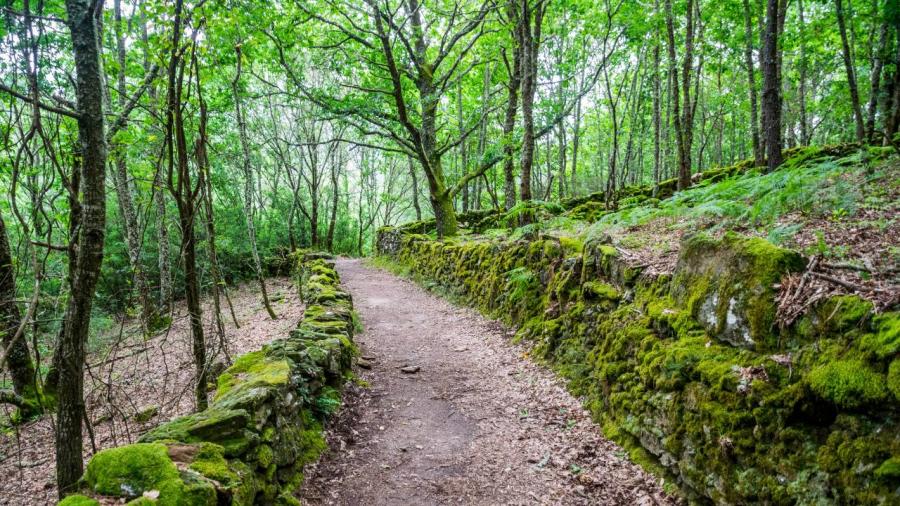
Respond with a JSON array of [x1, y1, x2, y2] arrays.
[[233, 46, 276, 319], [652, 3, 662, 196], [408, 156, 422, 221], [866, 20, 889, 142], [797, 0, 810, 145], [56, 0, 108, 495], [140, 15, 171, 313], [762, 0, 784, 171], [112, 0, 155, 332], [457, 82, 469, 213], [502, 8, 522, 211], [166, 0, 207, 413], [571, 66, 584, 196], [197, 97, 231, 357], [519, 0, 544, 208], [326, 144, 341, 252], [664, 0, 692, 190], [836, 0, 866, 142], [742, 0, 764, 164], [0, 213, 39, 415]]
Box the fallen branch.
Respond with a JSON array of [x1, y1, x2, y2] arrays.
[[810, 271, 868, 292], [821, 261, 871, 273]]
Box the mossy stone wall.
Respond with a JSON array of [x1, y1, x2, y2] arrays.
[[59, 253, 355, 506], [377, 227, 900, 504]]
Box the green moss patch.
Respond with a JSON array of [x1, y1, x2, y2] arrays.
[[808, 360, 888, 409]]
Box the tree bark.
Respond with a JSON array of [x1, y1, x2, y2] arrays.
[[165, 0, 207, 413], [762, 0, 784, 171], [519, 0, 545, 208], [140, 14, 171, 313], [408, 156, 422, 221], [112, 0, 155, 332], [866, 20, 889, 142], [326, 143, 341, 252], [233, 46, 276, 319], [742, 0, 764, 164], [56, 0, 108, 495], [502, 2, 522, 210], [836, 0, 866, 142], [797, 0, 810, 145], [664, 0, 693, 190], [0, 213, 39, 414], [652, 2, 662, 196]]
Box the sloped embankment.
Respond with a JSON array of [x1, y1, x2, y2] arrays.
[[376, 225, 899, 503], [59, 252, 355, 505]]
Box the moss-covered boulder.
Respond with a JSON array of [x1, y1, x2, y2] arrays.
[[672, 232, 806, 350], [83, 443, 217, 504]]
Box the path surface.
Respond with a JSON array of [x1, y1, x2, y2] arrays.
[[300, 259, 673, 506]]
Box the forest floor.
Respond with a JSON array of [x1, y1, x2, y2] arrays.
[[0, 277, 303, 505], [300, 259, 673, 505]]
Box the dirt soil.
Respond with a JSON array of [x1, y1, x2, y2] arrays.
[[0, 277, 303, 505], [300, 259, 674, 506]]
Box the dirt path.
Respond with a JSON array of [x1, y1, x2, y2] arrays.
[[300, 259, 673, 506]]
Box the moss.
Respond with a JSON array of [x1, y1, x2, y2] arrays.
[[83, 443, 216, 504], [84, 443, 181, 497], [256, 444, 275, 468], [582, 281, 619, 302], [297, 425, 327, 466], [214, 351, 290, 403], [188, 443, 239, 486], [672, 232, 805, 350], [139, 407, 254, 457], [58, 495, 100, 506], [808, 360, 888, 409], [558, 236, 584, 255], [888, 359, 900, 402], [875, 457, 900, 480], [860, 312, 900, 359]]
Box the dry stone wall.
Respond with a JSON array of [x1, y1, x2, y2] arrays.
[[59, 252, 355, 506], [377, 227, 900, 504]]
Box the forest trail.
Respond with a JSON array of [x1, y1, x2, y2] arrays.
[[300, 259, 672, 506]]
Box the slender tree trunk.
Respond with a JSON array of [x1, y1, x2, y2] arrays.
[[197, 97, 231, 357], [664, 0, 692, 190], [502, 6, 522, 210], [140, 16, 171, 313], [56, 0, 108, 495], [866, 20, 889, 142], [112, 0, 155, 332], [233, 46, 276, 319], [762, 0, 784, 171], [0, 213, 39, 414], [166, 0, 207, 413], [652, 2, 662, 196], [836, 0, 866, 142], [408, 156, 422, 221], [571, 67, 584, 196], [742, 0, 764, 164], [326, 144, 341, 252], [519, 0, 544, 207], [797, 0, 810, 144], [457, 82, 469, 213]]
